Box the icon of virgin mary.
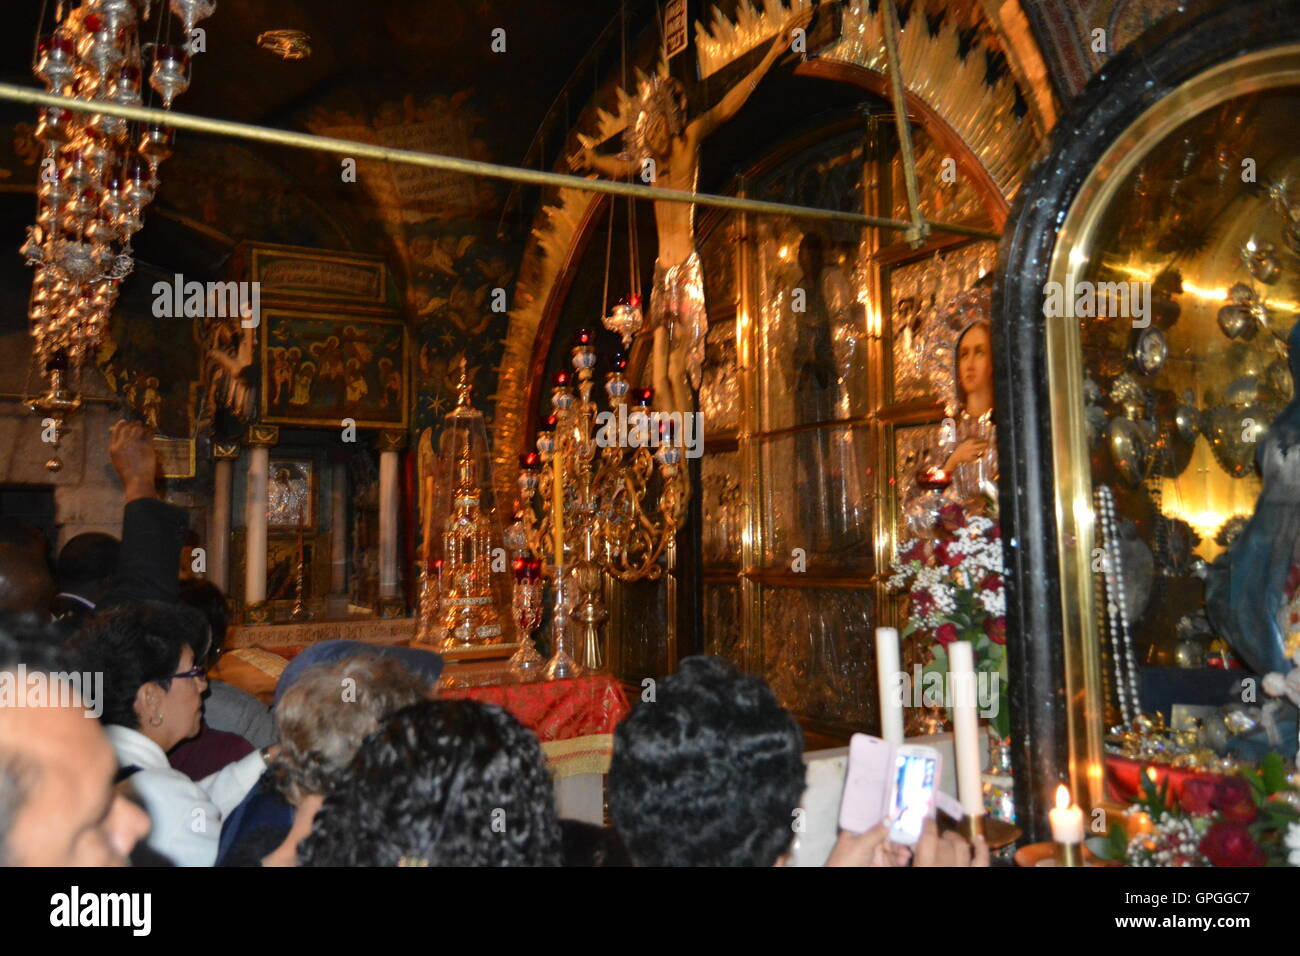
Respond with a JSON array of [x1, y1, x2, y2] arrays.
[[905, 287, 999, 532]]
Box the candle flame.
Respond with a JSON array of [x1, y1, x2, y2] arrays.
[[1054, 784, 1071, 810]]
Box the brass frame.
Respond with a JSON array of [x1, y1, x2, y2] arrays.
[[1043, 45, 1300, 809]]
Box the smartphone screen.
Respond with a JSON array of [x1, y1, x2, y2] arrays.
[[888, 750, 938, 845]]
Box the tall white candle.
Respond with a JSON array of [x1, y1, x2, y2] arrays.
[[948, 640, 984, 818], [1049, 784, 1084, 844], [875, 627, 904, 746]]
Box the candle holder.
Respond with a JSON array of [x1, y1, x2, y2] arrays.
[[508, 557, 545, 680], [542, 565, 581, 681], [956, 814, 985, 843], [290, 536, 311, 621], [1055, 841, 1083, 867]]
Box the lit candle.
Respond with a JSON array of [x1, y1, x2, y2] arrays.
[[875, 627, 904, 746], [552, 450, 564, 568], [1049, 784, 1084, 844], [948, 640, 983, 818]]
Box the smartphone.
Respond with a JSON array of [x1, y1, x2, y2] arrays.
[[886, 745, 942, 846], [837, 734, 894, 834]]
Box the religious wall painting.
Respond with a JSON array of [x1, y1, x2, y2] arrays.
[[699, 318, 740, 436], [94, 275, 202, 440], [408, 223, 517, 434], [267, 459, 315, 530], [261, 309, 407, 429], [887, 240, 999, 406]]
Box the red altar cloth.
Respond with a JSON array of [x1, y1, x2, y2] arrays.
[[440, 674, 630, 743], [1105, 755, 1226, 805]]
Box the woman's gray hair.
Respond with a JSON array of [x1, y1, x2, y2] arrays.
[[271, 655, 430, 805]]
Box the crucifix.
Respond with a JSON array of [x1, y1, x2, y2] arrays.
[[569, 13, 811, 418]]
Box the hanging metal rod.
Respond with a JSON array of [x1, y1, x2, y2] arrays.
[[0, 82, 998, 240], [881, 0, 929, 247]]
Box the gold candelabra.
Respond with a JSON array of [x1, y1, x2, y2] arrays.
[[512, 329, 690, 670]]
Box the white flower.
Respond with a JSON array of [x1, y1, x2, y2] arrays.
[[1286, 821, 1300, 867]]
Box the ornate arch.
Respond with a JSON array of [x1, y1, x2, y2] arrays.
[[491, 0, 1050, 507]]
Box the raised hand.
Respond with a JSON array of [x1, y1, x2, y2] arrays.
[[109, 419, 159, 502]]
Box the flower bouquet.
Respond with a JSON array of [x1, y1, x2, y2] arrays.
[[888, 503, 1009, 738], [1091, 753, 1300, 866]]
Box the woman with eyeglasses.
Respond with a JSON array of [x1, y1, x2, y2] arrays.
[[69, 601, 273, 866]]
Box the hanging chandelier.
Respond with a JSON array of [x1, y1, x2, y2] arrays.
[[21, 0, 212, 467]]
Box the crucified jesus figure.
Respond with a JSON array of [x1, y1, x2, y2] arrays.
[[569, 13, 810, 418]]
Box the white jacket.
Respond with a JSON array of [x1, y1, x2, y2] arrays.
[[106, 724, 265, 867]]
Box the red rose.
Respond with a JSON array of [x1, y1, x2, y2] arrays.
[[1211, 777, 1257, 825], [1200, 822, 1266, 867], [989, 524, 1001, 539], [1179, 777, 1217, 816], [912, 591, 934, 616], [983, 616, 1006, 645], [981, 573, 1002, 592], [935, 543, 963, 568], [935, 623, 958, 647], [938, 504, 965, 533]]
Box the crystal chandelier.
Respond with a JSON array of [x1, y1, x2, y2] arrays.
[[21, 0, 212, 467]]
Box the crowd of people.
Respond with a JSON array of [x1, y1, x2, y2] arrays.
[[0, 421, 987, 868]]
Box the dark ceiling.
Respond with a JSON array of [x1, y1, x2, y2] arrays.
[[0, 0, 658, 332]]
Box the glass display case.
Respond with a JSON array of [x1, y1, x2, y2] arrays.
[[996, 0, 1300, 833]]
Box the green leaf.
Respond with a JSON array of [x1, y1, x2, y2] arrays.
[[1099, 821, 1129, 861], [1259, 752, 1289, 795]]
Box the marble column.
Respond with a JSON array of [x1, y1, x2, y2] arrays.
[[209, 442, 240, 592], [376, 430, 407, 618], [244, 425, 278, 624]]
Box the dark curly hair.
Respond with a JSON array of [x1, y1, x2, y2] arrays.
[[298, 699, 562, 867], [67, 601, 211, 729], [608, 655, 806, 866]]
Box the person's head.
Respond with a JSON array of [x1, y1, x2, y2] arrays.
[[56, 532, 120, 603], [273, 639, 444, 708], [638, 77, 687, 161], [0, 615, 149, 866], [955, 320, 993, 412], [271, 655, 428, 807], [69, 602, 211, 752], [298, 699, 562, 866], [177, 578, 229, 667], [0, 543, 55, 618], [0, 519, 49, 561], [609, 655, 805, 867]]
